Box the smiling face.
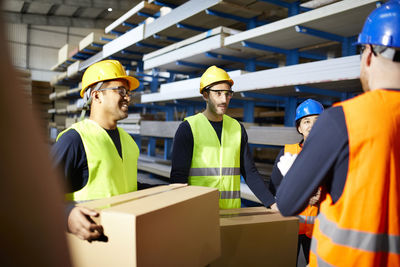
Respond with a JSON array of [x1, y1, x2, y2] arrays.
[[90, 78, 131, 129], [99, 79, 131, 121], [203, 82, 232, 121], [297, 115, 319, 141]]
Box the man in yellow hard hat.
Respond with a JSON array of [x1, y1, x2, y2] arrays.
[[170, 65, 277, 210], [52, 60, 141, 241]]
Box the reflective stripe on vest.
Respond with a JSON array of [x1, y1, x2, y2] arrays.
[[220, 191, 241, 199], [285, 143, 318, 238], [310, 90, 400, 267], [186, 113, 241, 209], [297, 215, 316, 225], [189, 167, 240, 176], [314, 212, 400, 254], [57, 119, 139, 201]]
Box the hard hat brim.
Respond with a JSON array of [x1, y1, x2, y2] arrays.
[[79, 75, 140, 98], [200, 79, 234, 93]]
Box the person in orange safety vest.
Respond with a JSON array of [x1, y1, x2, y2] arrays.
[[270, 98, 324, 265], [276, 1, 400, 266]]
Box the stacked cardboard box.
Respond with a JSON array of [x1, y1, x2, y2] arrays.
[[67, 184, 221, 267], [210, 207, 299, 267]]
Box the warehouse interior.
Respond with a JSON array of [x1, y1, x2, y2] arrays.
[[2, 0, 391, 266]]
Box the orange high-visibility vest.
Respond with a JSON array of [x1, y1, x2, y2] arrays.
[[310, 90, 400, 267], [285, 143, 319, 238]]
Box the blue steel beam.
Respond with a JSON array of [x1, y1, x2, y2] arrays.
[[295, 85, 348, 100], [135, 72, 168, 80], [136, 42, 162, 49], [286, 49, 299, 65], [259, 0, 290, 8], [82, 48, 98, 54], [110, 30, 124, 36], [243, 101, 255, 122], [284, 96, 297, 126], [241, 41, 326, 60], [153, 0, 178, 8], [176, 23, 209, 32], [108, 56, 137, 63], [295, 26, 359, 56], [242, 41, 287, 54], [122, 22, 137, 28], [91, 43, 104, 48], [240, 92, 287, 102], [299, 51, 327, 60], [137, 11, 160, 19], [174, 100, 205, 107], [121, 50, 143, 56], [165, 69, 198, 77], [205, 9, 251, 23], [205, 9, 269, 29], [176, 60, 209, 69], [101, 37, 113, 42], [258, 0, 301, 16], [295, 25, 344, 42], [153, 34, 183, 42], [150, 68, 160, 93], [206, 52, 278, 68]]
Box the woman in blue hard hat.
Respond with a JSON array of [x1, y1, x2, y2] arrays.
[[270, 98, 324, 266]]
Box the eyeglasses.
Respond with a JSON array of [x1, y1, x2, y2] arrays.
[[208, 89, 234, 98], [97, 86, 131, 97], [360, 45, 377, 58]]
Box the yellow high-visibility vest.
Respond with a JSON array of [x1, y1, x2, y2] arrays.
[[186, 113, 241, 209], [57, 119, 138, 201]]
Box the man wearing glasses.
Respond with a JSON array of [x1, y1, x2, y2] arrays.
[[276, 1, 400, 266], [52, 60, 141, 241], [170, 65, 277, 210]]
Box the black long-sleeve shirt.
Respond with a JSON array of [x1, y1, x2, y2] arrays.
[[276, 106, 349, 215], [170, 119, 276, 207]]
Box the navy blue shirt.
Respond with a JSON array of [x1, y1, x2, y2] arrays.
[[170, 119, 276, 207], [276, 106, 349, 216]]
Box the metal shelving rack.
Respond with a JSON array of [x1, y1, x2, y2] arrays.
[[48, 0, 382, 201]]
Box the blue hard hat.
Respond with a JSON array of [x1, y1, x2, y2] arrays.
[[357, 0, 400, 48], [295, 99, 324, 122]]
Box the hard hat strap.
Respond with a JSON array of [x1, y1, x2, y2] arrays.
[[80, 81, 103, 121]]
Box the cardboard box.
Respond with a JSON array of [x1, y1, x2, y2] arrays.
[[210, 207, 298, 267], [67, 184, 221, 267]]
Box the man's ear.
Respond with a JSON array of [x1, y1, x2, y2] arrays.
[[365, 45, 373, 67], [91, 90, 101, 103], [202, 90, 208, 101]]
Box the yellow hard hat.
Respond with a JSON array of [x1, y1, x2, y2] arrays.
[[199, 65, 234, 93], [80, 60, 140, 98]]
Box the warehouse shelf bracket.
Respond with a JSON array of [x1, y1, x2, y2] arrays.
[[176, 60, 209, 70], [295, 25, 357, 56], [153, 1, 178, 9], [258, 0, 307, 16], [295, 85, 350, 101], [284, 96, 297, 126], [205, 9, 269, 29], [205, 52, 278, 70], [241, 41, 327, 63], [176, 23, 209, 32], [153, 34, 183, 42]]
